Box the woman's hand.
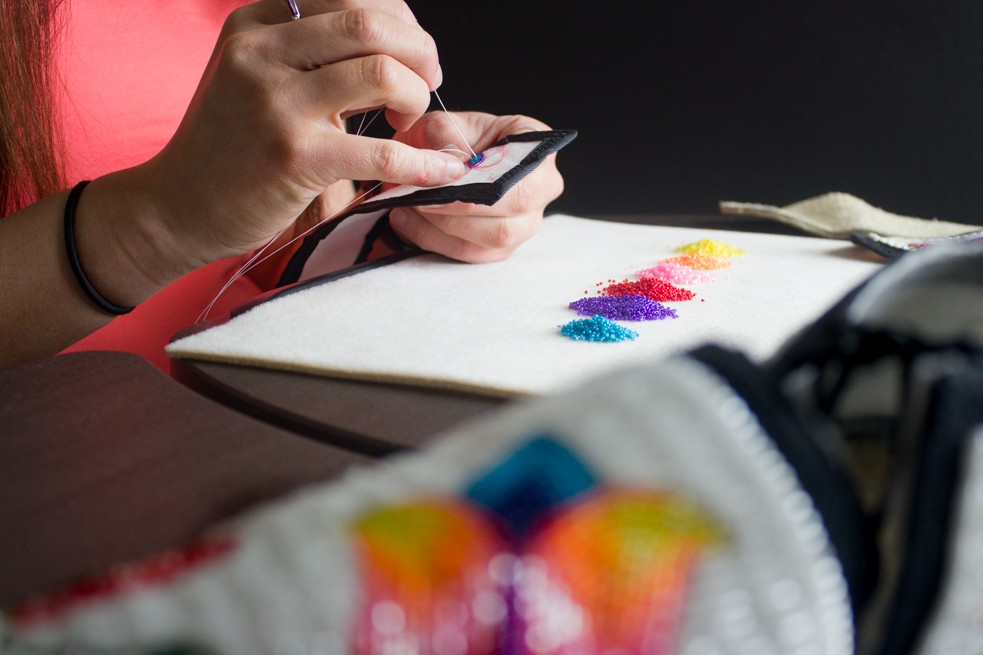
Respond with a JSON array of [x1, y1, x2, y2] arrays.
[[131, 0, 468, 285], [389, 112, 565, 263]]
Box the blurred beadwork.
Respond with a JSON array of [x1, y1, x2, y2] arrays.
[[520, 490, 725, 655], [351, 501, 508, 655]]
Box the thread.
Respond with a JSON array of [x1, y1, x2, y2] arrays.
[[432, 89, 479, 160], [354, 108, 383, 137], [196, 181, 383, 322], [437, 147, 471, 158]]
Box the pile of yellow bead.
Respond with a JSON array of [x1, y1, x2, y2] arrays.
[[674, 239, 747, 258]]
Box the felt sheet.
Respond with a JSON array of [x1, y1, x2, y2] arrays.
[[167, 216, 883, 397], [720, 192, 979, 239]]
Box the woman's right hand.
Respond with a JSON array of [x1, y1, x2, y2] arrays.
[[123, 0, 468, 287]]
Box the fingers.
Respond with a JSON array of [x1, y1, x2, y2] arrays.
[[270, 9, 440, 89], [389, 208, 543, 264], [309, 133, 468, 187], [396, 112, 553, 153], [385, 110, 564, 263], [250, 0, 419, 28], [236, 3, 441, 130], [295, 54, 433, 130]]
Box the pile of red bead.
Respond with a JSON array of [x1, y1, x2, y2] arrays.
[[600, 278, 696, 303]]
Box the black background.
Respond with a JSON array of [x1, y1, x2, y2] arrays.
[[404, 1, 983, 224]]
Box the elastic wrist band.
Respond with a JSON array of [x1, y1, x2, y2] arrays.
[[64, 180, 136, 315]]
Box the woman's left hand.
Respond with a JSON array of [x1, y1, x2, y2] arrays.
[[389, 112, 565, 263]]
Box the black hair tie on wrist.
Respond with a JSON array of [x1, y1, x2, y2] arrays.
[[64, 180, 136, 315]]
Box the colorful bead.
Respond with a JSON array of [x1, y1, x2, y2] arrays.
[[660, 253, 732, 271], [569, 295, 677, 321], [520, 489, 725, 655], [600, 278, 696, 302], [638, 262, 715, 285], [10, 537, 238, 628], [560, 315, 639, 342], [466, 436, 598, 540], [350, 501, 507, 655], [347, 439, 727, 655], [675, 239, 747, 258]]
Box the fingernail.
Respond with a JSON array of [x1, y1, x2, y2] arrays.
[[439, 154, 468, 181], [434, 64, 444, 89]]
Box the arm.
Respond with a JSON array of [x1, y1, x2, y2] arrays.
[[0, 173, 169, 367], [0, 0, 468, 369]]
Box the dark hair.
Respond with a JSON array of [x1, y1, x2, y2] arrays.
[[0, 0, 64, 215]]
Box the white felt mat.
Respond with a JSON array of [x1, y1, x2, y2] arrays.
[[167, 215, 883, 397]]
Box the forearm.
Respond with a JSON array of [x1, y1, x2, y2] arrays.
[[0, 170, 186, 368]]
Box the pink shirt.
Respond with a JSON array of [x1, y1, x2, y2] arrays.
[[56, 0, 259, 372]]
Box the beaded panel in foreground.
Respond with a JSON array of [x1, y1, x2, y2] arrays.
[[350, 438, 724, 654], [3, 356, 853, 654]]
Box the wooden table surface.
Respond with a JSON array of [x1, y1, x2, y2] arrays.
[[175, 214, 809, 453], [0, 351, 369, 607], [174, 360, 506, 455]]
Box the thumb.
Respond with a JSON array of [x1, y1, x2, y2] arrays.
[[314, 133, 468, 187]]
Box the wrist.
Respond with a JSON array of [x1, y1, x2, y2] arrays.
[[73, 168, 198, 308]]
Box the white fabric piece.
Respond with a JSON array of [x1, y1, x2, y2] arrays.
[[720, 192, 979, 239], [298, 209, 388, 282], [167, 215, 883, 397]]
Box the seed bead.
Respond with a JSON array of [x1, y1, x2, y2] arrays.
[[661, 254, 732, 271], [569, 295, 677, 321], [638, 263, 714, 285], [560, 315, 639, 342], [600, 278, 696, 302], [675, 239, 747, 258]]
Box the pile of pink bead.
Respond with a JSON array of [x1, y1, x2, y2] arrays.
[[638, 262, 715, 285]]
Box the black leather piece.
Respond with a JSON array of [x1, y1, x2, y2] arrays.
[[277, 129, 577, 287]]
